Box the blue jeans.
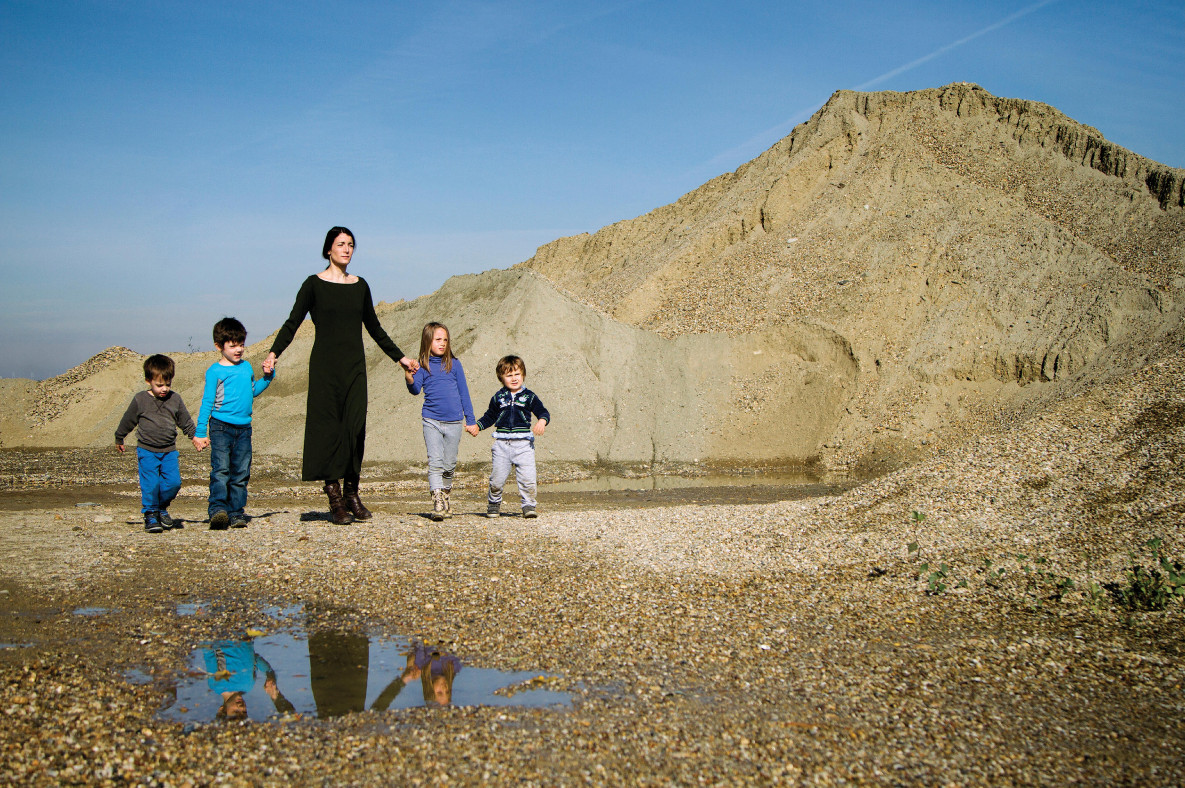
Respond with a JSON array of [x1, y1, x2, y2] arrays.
[[208, 418, 252, 518], [136, 447, 181, 514]]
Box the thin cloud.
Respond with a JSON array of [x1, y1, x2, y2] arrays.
[[857, 0, 1061, 90], [703, 0, 1062, 175]]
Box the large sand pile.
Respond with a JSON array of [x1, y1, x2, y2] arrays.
[[2, 83, 1182, 472]]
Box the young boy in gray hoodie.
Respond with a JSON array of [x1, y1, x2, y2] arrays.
[[115, 354, 196, 533]]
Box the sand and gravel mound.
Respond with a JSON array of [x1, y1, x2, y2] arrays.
[[2, 83, 1182, 474]]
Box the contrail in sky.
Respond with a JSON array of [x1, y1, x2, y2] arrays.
[[856, 0, 1062, 90], [702, 0, 1061, 173]]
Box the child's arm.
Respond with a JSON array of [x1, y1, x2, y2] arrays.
[[114, 396, 141, 453], [175, 396, 197, 443], [192, 366, 218, 449], [404, 365, 419, 390], [473, 395, 498, 434], [530, 394, 550, 436], [252, 365, 274, 397], [455, 360, 476, 426]]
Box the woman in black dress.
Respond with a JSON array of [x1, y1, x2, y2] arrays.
[[263, 227, 419, 524]]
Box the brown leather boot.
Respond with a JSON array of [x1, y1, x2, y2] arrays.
[[343, 478, 372, 520], [323, 480, 353, 525]]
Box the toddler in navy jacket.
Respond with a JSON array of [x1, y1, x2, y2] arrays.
[[468, 355, 549, 518]]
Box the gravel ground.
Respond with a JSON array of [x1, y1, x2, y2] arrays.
[[2, 358, 1184, 786]]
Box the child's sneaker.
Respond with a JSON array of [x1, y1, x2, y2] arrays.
[[430, 490, 446, 522], [229, 515, 248, 529], [209, 511, 230, 530], [144, 512, 163, 534], [157, 510, 174, 528], [522, 506, 537, 519], [486, 502, 500, 518]]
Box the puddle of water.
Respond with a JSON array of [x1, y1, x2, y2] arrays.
[[125, 667, 154, 684], [544, 470, 822, 493], [73, 606, 114, 617], [0, 642, 34, 650], [158, 628, 570, 722]]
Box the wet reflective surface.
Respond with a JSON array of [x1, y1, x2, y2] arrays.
[[73, 607, 113, 617], [545, 469, 822, 493], [159, 626, 571, 722]]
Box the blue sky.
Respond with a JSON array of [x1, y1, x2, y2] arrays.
[[2, 0, 1182, 379]]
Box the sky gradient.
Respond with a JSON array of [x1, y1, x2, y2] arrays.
[[2, 0, 1182, 379]]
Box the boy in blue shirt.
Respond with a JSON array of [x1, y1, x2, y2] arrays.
[[193, 317, 274, 529]]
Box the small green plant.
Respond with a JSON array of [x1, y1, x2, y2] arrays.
[[1105, 538, 1185, 611], [918, 561, 950, 594], [1085, 581, 1107, 612], [910, 510, 926, 525], [981, 558, 1006, 587]]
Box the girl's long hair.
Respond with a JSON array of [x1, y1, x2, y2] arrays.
[[417, 322, 454, 373]]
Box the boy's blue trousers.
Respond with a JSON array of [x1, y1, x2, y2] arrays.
[[136, 447, 181, 514], [208, 417, 252, 518]]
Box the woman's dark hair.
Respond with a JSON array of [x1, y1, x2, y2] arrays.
[[322, 226, 355, 260]]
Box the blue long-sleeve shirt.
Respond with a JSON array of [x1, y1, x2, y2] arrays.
[[475, 387, 550, 438], [195, 360, 273, 438], [406, 356, 475, 424]]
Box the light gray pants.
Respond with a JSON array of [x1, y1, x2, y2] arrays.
[[489, 438, 537, 508], [423, 418, 462, 491]]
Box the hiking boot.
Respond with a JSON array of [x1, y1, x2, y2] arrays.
[[486, 502, 500, 518], [144, 512, 163, 534], [209, 510, 230, 530], [157, 510, 174, 528], [442, 489, 453, 518], [522, 506, 537, 519], [343, 478, 372, 520], [229, 515, 248, 528], [430, 489, 446, 522], [324, 480, 353, 525]]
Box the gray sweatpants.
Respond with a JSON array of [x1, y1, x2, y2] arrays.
[[423, 418, 462, 491], [488, 438, 537, 509]]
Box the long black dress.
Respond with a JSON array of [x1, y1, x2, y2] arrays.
[[269, 275, 405, 482]]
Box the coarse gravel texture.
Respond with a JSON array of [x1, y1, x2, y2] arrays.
[[1, 356, 1183, 786]]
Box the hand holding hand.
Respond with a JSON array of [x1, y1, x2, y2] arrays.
[[116, 444, 125, 454], [400, 356, 420, 374], [465, 424, 479, 437], [262, 352, 277, 376], [532, 419, 547, 436], [193, 437, 210, 451]]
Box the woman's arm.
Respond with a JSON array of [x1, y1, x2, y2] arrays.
[[264, 277, 315, 374]]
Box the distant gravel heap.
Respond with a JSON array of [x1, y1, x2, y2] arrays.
[[3, 84, 1182, 474]]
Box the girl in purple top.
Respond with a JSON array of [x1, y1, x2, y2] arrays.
[[404, 322, 475, 521]]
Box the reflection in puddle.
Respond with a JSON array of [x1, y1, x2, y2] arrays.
[[0, 642, 34, 650], [73, 607, 113, 617], [159, 627, 570, 722], [546, 470, 822, 493]]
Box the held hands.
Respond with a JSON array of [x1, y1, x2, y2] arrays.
[[116, 444, 125, 454], [532, 419, 547, 436], [262, 352, 277, 376], [193, 437, 210, 451], [399, 356, 420, 374], [464, 424, 480, 437]]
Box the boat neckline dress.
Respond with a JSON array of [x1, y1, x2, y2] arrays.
[[268, 274, 406, 482]]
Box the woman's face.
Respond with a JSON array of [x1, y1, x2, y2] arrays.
[[328, 233, 354, 267]]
